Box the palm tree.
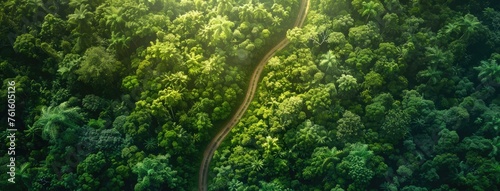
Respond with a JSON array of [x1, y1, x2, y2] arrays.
[[319, 50, 339, 72], [348, 143, 373, 162], [103, 6, 124, 31], [418, 66, 442, 85], [185, 48, 203, 67], [144, 138, 157, 151], [200, 54, 224, 82], [443, 22, 460, 36], [26, 0, 49, 13], [109, 31, 130, 53], [67, 4, 93, 27], [68, 4, 93, 51], [250, 156, 264, 171], [238, 3, 254, 22], [425, 46, 450, 66], [25, 125, 39, 140], [459, 14, 482, 40], [216, 0, 234, 15], [261, 136, 280, 154], [201, 15, 235, 45], [162, 72, 189, 88], [310, 147, 341, 173], [18, 162, 31, 188], [69, 0, 88, 8], [32, 102, 83, 141], [361, 1, 381, 22], [152, 89, 183, 120], [254, 3, 270, 20], [228, 179, 243, 191], [474, 59, 500, 84]]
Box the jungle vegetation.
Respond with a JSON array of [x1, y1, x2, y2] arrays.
[[0, 0, 499, 190]]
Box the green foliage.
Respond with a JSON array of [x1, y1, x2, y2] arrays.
[[338, 144, 375, 188], [82, 94, 106, 112], [401, 90, 435, 123], [336, 111, 365, 143], [132, 154, 178, 190], [346, 48, 375, 73], [80, 127, 125, 153], [200, 15, 235, 46], [360, 1, 383, 22], [295, 120, 329, 148], [303, 146, 342, 179], [4, 0, 500, 190], [337, 74, 358, 93], [458, 14, 484, 40], [417, 66, 443, 85], [77, 152, 107, 190], [58, 53, 82, 78], [348, 23, 380, 48], [443, 106, 470, 130], [13, 33, 39, 58], [319, 50, 340, 73], [40, 14, 68, 43], [380, 108, 410, 142], [275, 95, 304, 127], [32, 102, 84, 141], [435, 129, 459, 153], [474, 56, 500, 85], [75, 46, 123, 86], [363, 71, 384, 90]]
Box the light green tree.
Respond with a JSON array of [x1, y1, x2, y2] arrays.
[[200, 15, 234, 45], [216, 0, 234, 15], [319, 50, 340, 73], [75, 46, 123, 86], [337, 74, 358, 92], [348, 23, 380, 48]]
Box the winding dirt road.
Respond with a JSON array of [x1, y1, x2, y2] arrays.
[[198, 0, 310, 190]]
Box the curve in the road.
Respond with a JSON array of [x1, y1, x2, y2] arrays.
[[199, 0, 310, 190]]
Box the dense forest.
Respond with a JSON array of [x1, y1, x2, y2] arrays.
[[1, 0, 499, 190]]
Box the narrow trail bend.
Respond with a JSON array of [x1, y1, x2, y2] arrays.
[[198, 0, 310, 190]]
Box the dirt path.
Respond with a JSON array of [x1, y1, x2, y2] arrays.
[[198, 1, 310, 190]]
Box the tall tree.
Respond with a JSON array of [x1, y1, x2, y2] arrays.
[[361, 1, 382, 22], [319, 50, 340, 73], [474, 57, 500, 85], [32, 102, 84, 141]]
